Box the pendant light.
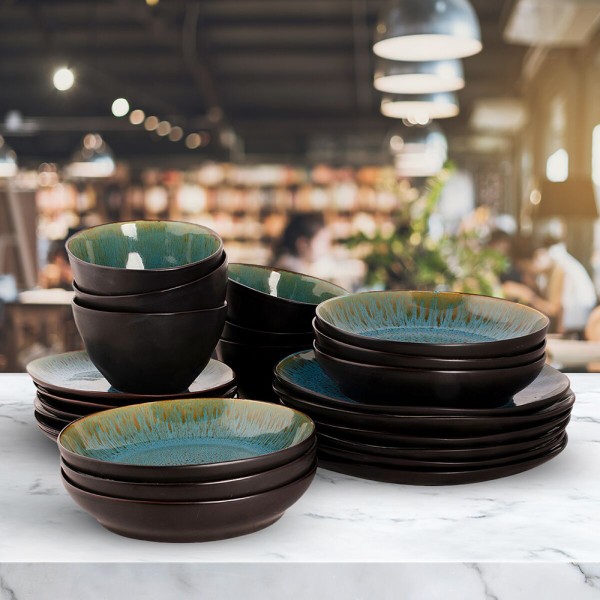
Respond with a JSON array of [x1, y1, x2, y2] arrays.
[[373, 0, 482, 61], [0, 136, 18, 177], [387, 123, 448, 177], [374, 59, 464, 94], [381, 92, 459, 120], [67, 134, 115, 178]]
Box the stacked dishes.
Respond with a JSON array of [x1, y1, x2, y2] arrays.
[[67, 220, 227, 395], [29, 351, 237, 439], [274, 350, 572, 485], [57, 398, 317, 542], [217, 264, 346, 400]]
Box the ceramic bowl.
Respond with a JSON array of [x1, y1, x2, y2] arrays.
[[313, 319, 546, 370], [227, 263, 346, 333], [275, 350, 570, 416], [28, 351, 236, 401], [222, 320, 314, 346], [57, 397, 315, 483], [72, 300, 227, 394], [61, 443, 316, 502], [314, 344, 547, 406], [67, 220, 224, 295], [73, 252, 228, 313], [216, 338, 310, 401], [62, 465, 316, 542], [316, 291, 549, 358]]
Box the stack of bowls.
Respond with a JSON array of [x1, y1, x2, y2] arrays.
[[29, 351, 237, 439], [217, 264, 346, 400], [272, 291, 573, 485], [57, 398, 317, 542], [67, 220, 228, 395]]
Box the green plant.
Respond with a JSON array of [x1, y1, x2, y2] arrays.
[[346, 165, 507, 295]]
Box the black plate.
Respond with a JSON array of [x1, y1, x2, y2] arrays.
[[318, 435, 568, 485]]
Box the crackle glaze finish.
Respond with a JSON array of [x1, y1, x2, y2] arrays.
[[59, 398, 314, 467]]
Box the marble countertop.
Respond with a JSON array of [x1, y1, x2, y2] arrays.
[[0, 373, 599, 564]]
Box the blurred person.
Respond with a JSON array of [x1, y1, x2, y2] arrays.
[[38, 240, 72, 290], [272, 212, 332, 275], [488, 229, 523, 284]]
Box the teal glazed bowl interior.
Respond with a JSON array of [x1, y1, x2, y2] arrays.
[[227, 263, 347, 333], [58, 397, 315, 482], [316, 291, 549, 358], [67, 220, 224, 295]]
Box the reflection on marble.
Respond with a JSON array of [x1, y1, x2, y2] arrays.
[[0, 375, 599, 564], [1, 563, 600, 600]]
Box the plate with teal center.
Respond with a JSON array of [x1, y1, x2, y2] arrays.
[[274, 350, 570, 417], [27, 351, 235, 400], [58, 397, 314, 467], [315, 291, 549, 356]]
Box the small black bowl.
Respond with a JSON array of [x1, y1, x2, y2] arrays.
[[314, 343, 547, 407], [222, 320, 313, 346], [226, 263, 346, 333], [73, 253, 228, 313], [72, 299, 227, 394]]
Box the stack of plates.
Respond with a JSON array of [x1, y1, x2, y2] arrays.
[[28, 351, 237, 439], [58, 398, 316, 542], [273, 350, 572, 485]]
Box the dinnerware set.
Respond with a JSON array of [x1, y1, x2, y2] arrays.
[[67, 220, 227, 394], [217, 263, 346, 400], [57, 397, 317, 541]]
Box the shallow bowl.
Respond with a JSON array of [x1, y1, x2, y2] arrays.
[[67, 220, 223, 295], [57, 397, 315, 483], [316, 291, 549, 358], [73, 252, 228, 313], [72, 300, 227, 394], [227, 263, 346, 333]]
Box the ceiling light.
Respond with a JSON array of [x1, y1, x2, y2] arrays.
[[53, 67, 75, 91], [168, 126, 184, 142], [144, 116, 159, 131], [374, 59, 464, 94], [0, 136, 18, 177], [381, 92, 459, 120], [111, 98, 130, 118], [373, 0, 482, 61], [156, 121, 171, 136], [386, 122, 448, 157], [67, 134, 115, 178], [129, 109, 145, 125]]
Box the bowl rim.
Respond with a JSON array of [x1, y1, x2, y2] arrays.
[[72, 297, 228, 317], [72, 252, 228, 300], [57, 397, 316, 471], [316, 290, 550, 349], [61, 463, 317, 507], [66, 219, 224, 274], [223, 319, 313, 339], [227, 262, 347, 307]]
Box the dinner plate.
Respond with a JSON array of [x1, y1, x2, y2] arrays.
[[277, 385, 575, 436], [27, 351, 236, 400], [318, 435, 568, 485], [318, 431, 566, 469], [275, 350, 570, 416], [34, 410, 63, 439]]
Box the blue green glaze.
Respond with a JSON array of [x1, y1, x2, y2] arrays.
[[228, 264, 346, 305], [59, 398, 314, 466], [316, 291, 549, 344], [67, 221, 221, 270]]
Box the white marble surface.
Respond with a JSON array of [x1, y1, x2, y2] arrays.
[[0, 374, 599, 565]]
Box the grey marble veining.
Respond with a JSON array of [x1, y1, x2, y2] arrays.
[[0, 374, 599, 564]]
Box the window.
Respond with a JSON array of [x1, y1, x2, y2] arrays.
[[546, 148, 569, 182]]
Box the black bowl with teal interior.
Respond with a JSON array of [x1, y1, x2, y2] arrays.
[[226, 263, 347, 333], [313, 318, 546, 370], [57, 397, 315, 483], [315, 291, 549, 359], [216, 338, 311, 401], [314, 343, 547, 407], [61, 441, 316, 502], [67, 220, 224, 295], [222, 320, 314, 346], [72, 300, 227, 395], [73, 252, 228, 313]]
